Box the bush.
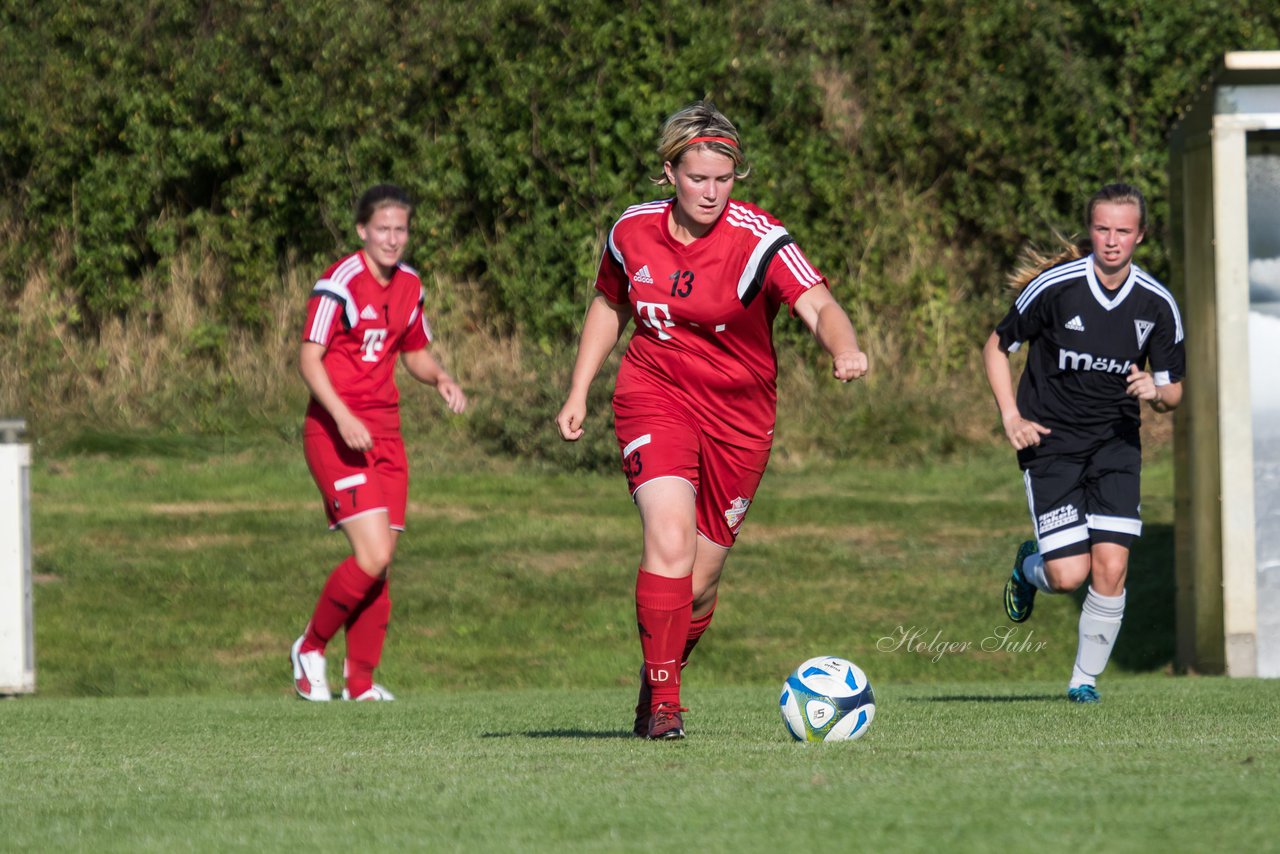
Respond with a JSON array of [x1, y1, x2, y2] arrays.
[[3, 0, 1278, 452]]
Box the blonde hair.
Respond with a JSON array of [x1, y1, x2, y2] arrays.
[[1008, 183, 1148, 290], [651, 101, 750, 186], [1007, 232, 1089, 291]]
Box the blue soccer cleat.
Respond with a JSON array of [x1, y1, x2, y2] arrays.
[[1068, 684, 1101, 704], [1003, 540, 1039, 623]]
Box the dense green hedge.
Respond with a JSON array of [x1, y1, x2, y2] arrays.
[[2, 1, 1278, 350]]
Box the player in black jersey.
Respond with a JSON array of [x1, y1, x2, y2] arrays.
[[982, 183, 1186, 703]]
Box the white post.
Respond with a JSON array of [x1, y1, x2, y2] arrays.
[[1212, 121, 1260, 676], [0, 419, 34, 695]]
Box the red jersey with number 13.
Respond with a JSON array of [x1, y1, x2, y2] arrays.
[[596, 198, 826, 449], [302, 251, 432, 437]]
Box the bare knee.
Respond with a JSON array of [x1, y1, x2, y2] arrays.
[[353, 542, 394, 577], [1087, 543, 1130, 595], [641, 520, 697, 576], [1089, 561, 1128, 595], [1043, 557, 1090, 594], [692, 585, 717, 615], [1044, 574, 1080, 594]]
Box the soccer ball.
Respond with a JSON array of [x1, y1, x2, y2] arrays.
[[779, 656, 876, 742]]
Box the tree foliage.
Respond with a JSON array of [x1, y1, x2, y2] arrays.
[[2, 0, 1278, 354]]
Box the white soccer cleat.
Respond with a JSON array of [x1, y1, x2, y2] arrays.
[[342, 684, 396, 701], [290, 635, 332, 701]]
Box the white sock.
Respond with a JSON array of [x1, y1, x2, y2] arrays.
[[1021, 552, 1053, 593], [1070, 586, 1126, 688]]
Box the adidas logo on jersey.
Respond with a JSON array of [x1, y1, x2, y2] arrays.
[[632, 265, 654, 284], [1064, 315, 1085, 332], [360, 304, 379, 321]]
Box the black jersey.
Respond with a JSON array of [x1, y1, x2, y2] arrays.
[[995, 254, 1185, 452]]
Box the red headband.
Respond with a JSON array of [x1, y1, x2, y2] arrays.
[[685, 135, 739, 149]]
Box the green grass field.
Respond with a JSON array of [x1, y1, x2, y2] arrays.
[[6, 435, 1277, 850], [3, 681, 1276, 851]]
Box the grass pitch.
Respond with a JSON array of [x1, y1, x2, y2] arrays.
[[10, 434, 1273, 850], [2, 679, 1276, 852], [28, 437, 1178, 696]]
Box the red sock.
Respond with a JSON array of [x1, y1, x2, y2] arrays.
[[301, 556, 378, 653], [635, 568, 693, 710], [343, 579, 390, 697], [682, 599, 717, 665]]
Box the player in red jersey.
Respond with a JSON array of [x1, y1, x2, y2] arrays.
[[556, 102, 869, 738], [290, 184, 467, 702]]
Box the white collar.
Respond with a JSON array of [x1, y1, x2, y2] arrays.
[[1084, 253, 1137, 310]]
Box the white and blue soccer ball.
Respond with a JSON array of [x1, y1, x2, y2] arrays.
[[779, 656, 876, 742]]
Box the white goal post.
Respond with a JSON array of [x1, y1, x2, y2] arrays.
[[0, 419, 34, 695]]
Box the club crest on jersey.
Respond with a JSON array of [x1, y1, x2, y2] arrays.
[[632, 265, 654, 284], [1134, 319, 1154, 349], [360, 304, 379, 321], [1064, 315, 1085, 332], [724, 496, 751, 531]]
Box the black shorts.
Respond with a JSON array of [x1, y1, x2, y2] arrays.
[[1019, 433, 1142, 560]]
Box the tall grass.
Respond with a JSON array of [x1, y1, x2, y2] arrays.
[[2, 229, 306, 440], [0, 223, 1169, 463], [1, 228, 482, 447]]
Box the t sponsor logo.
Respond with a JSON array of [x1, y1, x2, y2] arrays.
[[1065, 315, 1085, 332], [360, 328, 388, 362], [1058, 348, 1131, 374], [636, 301, 675, 340]]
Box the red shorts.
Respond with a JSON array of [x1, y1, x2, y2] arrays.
[[303, 423, 408, 531], [613, 391, 770, 548]]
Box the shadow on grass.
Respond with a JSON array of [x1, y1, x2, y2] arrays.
[[918, 694, 1060, 703], [481, 730, 635, 739]]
